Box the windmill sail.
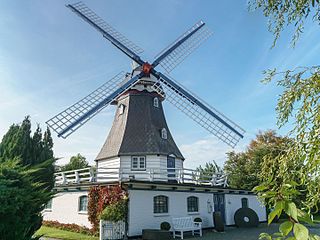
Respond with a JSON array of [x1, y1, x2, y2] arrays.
[[151, 72, 245, 147], [67, 2, 144, 64], [153, 21, 212, 73], [46, 72, 143, 138]]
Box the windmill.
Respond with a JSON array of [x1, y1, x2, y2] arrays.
[[46, 2, 245, 153]]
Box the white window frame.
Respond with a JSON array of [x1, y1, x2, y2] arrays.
[[131, 156, 146, 171], [118, 104, 125, 115], [153, 97, 159, 108], [78, 195, 88, 213], [161, 128, 167, 139], [153, 195, 169, 214], [187, 196, 199, 213]]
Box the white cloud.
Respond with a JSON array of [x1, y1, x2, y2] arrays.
[[179, 136, 247, 169]]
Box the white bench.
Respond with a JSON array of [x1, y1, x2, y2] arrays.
[[172, 217, 202, 239]]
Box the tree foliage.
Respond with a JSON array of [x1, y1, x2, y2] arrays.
[[246, 1, 320, 237], [224, 130, 291, 191], [249, 0, 320, 47], [0, 159, 53, 240], [0, 116, 55, 239], [0, 116, 55, 189], [256, 67, 320, 240], [196, 160, 221, 177], [60, 153, 89, 171]]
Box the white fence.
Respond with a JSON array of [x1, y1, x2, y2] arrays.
[[54, 167, 228, 187], [100, 220, 125, 240]]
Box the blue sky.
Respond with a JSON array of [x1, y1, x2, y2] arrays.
[[1, 0, 319, 169]]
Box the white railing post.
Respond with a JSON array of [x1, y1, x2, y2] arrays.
[[100, 220, 103, 240], [61, 172, 67, 185], [181, 169, 184, 183], [89, 167, 95, 182], [119, 169, 123, 181], [75, 170, 80, 184], [148, 169, 154, 181]]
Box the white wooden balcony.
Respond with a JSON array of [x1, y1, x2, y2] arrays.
[[54, 167, 228, 187]]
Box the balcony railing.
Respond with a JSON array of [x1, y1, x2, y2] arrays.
[[54, 167, 228, 187]]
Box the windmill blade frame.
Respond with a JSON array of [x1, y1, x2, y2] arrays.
[[46, 72, 144, 138], [67, 2, 144, 65], [152, 20, 213, 73], [151, 72, 245, 147]]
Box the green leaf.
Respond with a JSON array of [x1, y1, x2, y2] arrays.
[[293, 223, 309, 240], [309, 234, 320, 240], [253, 185, 269, 192], [285, 202, 298, 222], [268, 201, 284, 224], [279, 221, 293, 236], [259, 233, 272, 240], [297, 209, 313, 225]]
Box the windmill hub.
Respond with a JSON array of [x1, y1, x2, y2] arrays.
[[142, 62, 152, 75]]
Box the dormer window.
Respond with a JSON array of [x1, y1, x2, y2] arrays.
[[153, 97, 159, 108], [161, 128, 167, 139], [118, 104, 125, 115]]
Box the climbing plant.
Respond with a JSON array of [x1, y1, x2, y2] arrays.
[[87, 185, 128, 232]]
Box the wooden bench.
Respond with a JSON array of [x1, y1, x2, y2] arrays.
[[172, 217, 202, 239]]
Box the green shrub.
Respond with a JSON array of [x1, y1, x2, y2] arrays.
[[194, 217, 202, 223], [42, 220, 96, 236], [0, 159, 53, 240], [99, 199, 128, 222], [160, 222, 171, 231]]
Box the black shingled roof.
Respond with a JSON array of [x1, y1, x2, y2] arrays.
[[96, 90, 184, 160]]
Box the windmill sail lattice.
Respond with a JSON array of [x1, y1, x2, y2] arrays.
[[153, 21, 213, 73], [46, 72, 143, 138], [67, 2, 144, 63], [151, 73, 245, 147]]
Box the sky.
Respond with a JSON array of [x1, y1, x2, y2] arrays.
[[1, 0, 319, 169]]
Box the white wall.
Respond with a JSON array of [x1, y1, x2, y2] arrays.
[[42, 191, 91, 228], [224, 194, 267, 225], [96, 157, 120, 181], [118, 155, 184, 181], [128, 190, 214, 237], [96, 155, 184, 182]]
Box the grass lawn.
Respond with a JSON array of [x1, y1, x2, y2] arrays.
[[35, 226, 98, 240]]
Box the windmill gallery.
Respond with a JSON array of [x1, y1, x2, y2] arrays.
[[43, 2, 267, 238]]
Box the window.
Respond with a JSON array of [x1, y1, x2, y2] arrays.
[[118, 104, 125, 115], [131, 156, 146, 170], [153, 97, 159, 108], [187, 196, 199, 212], [45, 199, 52, 210], [78, 195, 88, 212], [241, 197, 248, 208], [154, 195, 168, 214], [161, 128, 167, 139]]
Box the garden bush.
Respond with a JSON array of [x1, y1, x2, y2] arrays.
[[42, 220, 96, 236], [194, 217, 202, 223], [160, 221, 171, 231], [99, 198, 128, 222]]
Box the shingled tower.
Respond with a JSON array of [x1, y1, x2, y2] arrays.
[[95, 71, 184, 174]]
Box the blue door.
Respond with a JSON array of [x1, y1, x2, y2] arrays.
[[213, 194, 226, 223], [167, 156, 175, 180]]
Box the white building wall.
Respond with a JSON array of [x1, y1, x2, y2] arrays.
[[128, 190, 214, 237], [224, 194, 267, 225], [42, 191, 91, 228], [96, 157, 120, 182], [96, 155, 184, 182]]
